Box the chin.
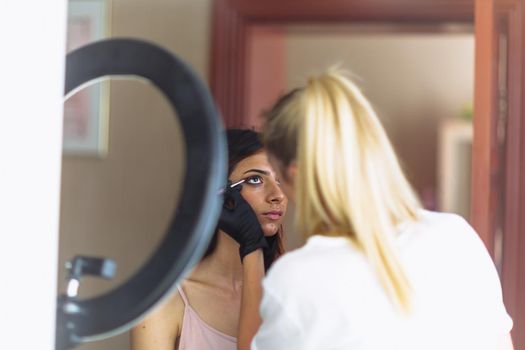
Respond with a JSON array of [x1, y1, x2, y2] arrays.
[[263, 224, 280, 237]]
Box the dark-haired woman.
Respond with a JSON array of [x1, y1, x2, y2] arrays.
[[130, 129, 287, 350]]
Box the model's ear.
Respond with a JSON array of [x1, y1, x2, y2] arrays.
[[286, 161, 297, 182]]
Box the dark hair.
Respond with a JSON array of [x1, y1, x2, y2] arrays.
[[203, 128, 284, 270], [225, 129, 264, 174]]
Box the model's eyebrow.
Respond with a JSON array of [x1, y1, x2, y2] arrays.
[[242, 169, 270, 176]]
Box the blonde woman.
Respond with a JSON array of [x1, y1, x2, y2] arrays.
[[237, 71, 513, 350]]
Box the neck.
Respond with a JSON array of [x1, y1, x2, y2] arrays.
[[197, 231, 243, 288]]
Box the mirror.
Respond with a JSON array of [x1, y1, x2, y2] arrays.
[[59, 1, 480, 350]]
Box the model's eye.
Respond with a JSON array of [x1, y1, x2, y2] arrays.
[[246, 175, 263, 185]]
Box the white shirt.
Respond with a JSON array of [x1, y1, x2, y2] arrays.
[[252, 210, 512, 350]]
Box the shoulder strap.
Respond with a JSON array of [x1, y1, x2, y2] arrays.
[[177, 284, 189, 306]]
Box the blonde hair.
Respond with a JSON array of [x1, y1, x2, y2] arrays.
[[262, 69, 421, 312]]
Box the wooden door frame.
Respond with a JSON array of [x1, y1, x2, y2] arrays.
[[498, 1, 525, 347], [210, 0, 525, 345], [473, 1, 525, 346], [211, 0, 475, 127]]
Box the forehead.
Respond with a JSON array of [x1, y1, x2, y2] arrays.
[[231, 151, 274, 175]]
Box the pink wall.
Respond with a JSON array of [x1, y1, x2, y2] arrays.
[[245, 26, 287, 129]]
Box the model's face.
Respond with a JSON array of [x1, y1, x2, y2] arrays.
[[229, 151, 287, 236], [268, 154, 295, 205]]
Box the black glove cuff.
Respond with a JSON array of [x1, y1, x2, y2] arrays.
[[239, 235, 268, 262]]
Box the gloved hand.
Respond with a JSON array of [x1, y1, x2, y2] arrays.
[[263, 233, 280, 270], [218, 183, 268, 261]]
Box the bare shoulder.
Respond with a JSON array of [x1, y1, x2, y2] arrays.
[[130, 287, 186, 350]]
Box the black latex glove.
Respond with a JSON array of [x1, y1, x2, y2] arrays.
[[263, 233, 280, 270], [218, 183, 268, 261]]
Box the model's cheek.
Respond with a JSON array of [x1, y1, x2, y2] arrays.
[[281, 185, 294, 204], [242, 185, 266, 196], [241, 186, 265, 201]]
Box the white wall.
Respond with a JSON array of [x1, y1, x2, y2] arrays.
[[0, 1, 67, 349]]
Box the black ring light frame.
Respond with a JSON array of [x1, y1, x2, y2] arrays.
[[56, 38, 226, 349]]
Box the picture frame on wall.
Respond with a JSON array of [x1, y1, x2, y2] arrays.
[[63, 0, 110, 156]]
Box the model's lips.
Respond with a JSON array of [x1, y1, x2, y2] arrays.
[[262, 211, 283, 220]]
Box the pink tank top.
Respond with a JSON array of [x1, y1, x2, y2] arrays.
[[177, 286, 237, 350]]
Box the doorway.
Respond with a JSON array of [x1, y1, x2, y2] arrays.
[[245, 23, 476, 249], [210, 0, 525, 347]]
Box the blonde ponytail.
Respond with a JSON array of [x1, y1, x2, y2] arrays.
[[263, 69, 421, 313]]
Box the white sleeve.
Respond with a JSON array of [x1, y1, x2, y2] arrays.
[[251, 282, 303, 350], [458, 217, 513, 334]]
